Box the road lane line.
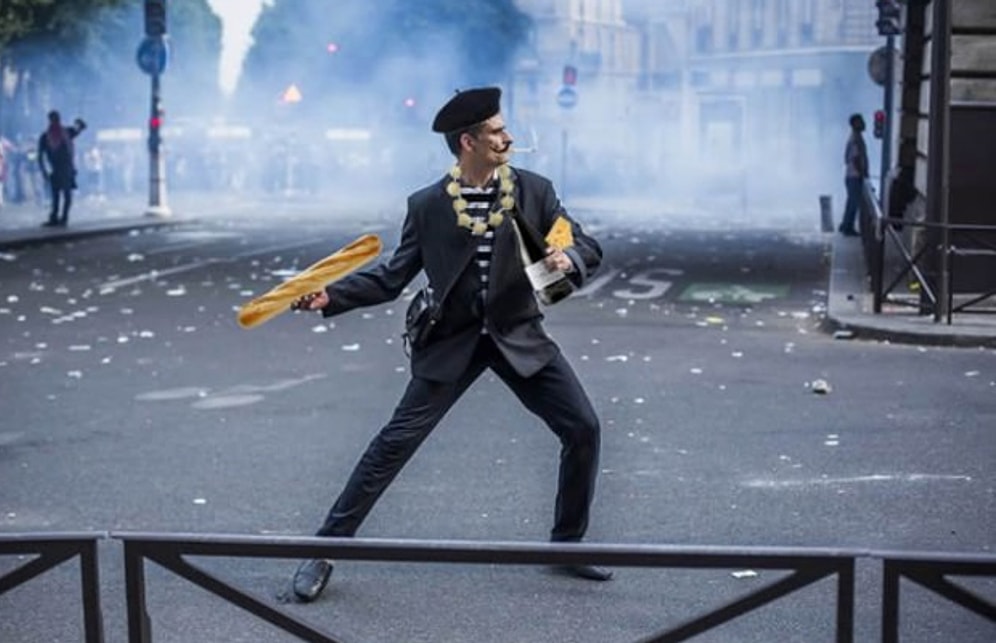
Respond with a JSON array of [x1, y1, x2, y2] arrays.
[[743, 473, 973, 489], [98, 260, 223, 290], [98, 239, 328, 291]]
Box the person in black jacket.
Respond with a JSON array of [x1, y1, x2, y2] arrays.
[[38, 110, 87, 227], [287, 87, 610, 603]]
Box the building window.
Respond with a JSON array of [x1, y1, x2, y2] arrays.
[[728, 0, 741, 50], [799, 0, 815, 45], [776, 0, 789, 47], [751, 0, 765, 48], [697, 26, 714, 53], [694, 0, 714, 53]]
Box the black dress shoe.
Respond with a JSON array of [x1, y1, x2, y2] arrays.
[[550, 564, 614, 581], [838, 227, 860, 237], [292, 558, 333, 602]]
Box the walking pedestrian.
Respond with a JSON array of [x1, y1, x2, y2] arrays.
[[287, 87, 611, 603]]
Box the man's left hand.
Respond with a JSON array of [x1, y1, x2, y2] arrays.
[[544, 247, 574, 273]]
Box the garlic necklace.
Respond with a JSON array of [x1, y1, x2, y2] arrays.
[[446, 163, 515, 236]]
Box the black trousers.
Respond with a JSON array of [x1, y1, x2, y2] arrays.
[[316, 335, 601, 542], [48, 179, 72, 224]]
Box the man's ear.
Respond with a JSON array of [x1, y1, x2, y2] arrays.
[[460, 133, 475, 153]]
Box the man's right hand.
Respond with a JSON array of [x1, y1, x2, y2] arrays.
[[291, 291, 329, 311]]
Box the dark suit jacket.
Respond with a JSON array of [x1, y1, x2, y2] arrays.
[[38, 123, 86, 190], [321, 167, 602, 383]]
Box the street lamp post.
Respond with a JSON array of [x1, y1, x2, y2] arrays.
[[139, 0, 171, 217], [146, 71, 170, 217]]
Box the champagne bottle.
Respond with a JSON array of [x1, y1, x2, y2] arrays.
[[512, 214, 575, 305]]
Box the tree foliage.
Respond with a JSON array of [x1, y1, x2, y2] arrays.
[[0, 0, 129, 62], [0, 0, 222, 136], [237, 0, 532, 125]]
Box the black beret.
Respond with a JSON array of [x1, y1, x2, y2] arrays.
[[431, 87, 502, 133]]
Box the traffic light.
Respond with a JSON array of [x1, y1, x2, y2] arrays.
[[145, 0, 167, 38], [562, 65, 577, 87], [873, 110, 886, 139], [149, 105, 163, 150], [875, 0, 902, 37]]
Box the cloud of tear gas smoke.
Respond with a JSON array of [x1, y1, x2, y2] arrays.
[[23, 0, 880, 233], [506, 0, 882, 232], [211, 0, 530, 202]]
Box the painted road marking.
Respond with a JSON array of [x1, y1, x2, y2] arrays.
[[743, 473, 973, 489], [97, 239, 326, 291], [680, 283, 788, 304], [575, 268, 621, 297], [612, 269, 682, 300]]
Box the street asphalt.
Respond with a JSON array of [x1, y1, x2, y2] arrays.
[[0, 193, 993, 642]]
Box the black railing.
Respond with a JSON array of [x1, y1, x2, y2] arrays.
[[862, 170, 996, 323], [0, 531, 105, 643], [3, 531, 994, 642], [882, 551, 996, 643], [114, 532, 856, 643], [871, 217, 996, 323]]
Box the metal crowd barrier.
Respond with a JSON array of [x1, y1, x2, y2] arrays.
[[863, 176, 996, 324], [3, 531, 994, 642], [115, 532, 856, 643], [0, 531, 105, 642], [857, 178, 996, 324], [881, 550, 996, 643], [873, 217, 996, 321]]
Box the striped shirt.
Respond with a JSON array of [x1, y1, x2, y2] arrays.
[[459, 177, 499, 330]]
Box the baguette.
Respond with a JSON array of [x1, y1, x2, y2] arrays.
[[237, 233, 382, 329]]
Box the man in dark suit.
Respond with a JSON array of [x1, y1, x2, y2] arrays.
[[288, 87, 610, 603]]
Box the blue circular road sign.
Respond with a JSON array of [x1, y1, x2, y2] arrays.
[[557, 86, 578, 109], [137, 36, 169, 75]]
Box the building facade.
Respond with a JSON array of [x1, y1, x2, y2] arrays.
[[676, 0, 882, 204], [510, 0, 644, 193], [511, 0, 884, 206]]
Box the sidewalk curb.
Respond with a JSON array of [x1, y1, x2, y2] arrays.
[[824, 234, 996, 349], [821, 314, 996, 349], [0, 217, 196, 250]]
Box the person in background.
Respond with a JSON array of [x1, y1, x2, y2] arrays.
[[82, 144, 105, 201], [0, 135, 10, 211], [37, 110, 87, 227], [839, 113, 868, 237]]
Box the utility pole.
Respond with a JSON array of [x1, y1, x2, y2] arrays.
[[138, 0, 171, 217], [880, 34, 895, 202]]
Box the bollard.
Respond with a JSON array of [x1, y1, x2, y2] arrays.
[[819, 194, 834, 233]]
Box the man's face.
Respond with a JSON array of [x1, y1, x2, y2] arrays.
[[464, 114, 513, 166], [852, 116, 865, 132]]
